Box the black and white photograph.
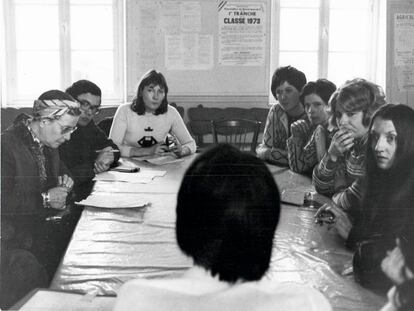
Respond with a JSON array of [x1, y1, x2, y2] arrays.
[[1, 0, 414, 310]]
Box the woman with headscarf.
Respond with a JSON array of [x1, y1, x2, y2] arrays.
[[1, 90, 80, 309]]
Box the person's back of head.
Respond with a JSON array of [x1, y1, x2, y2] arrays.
[[65, 79, 102, 100], [176, 144, 280, 284], [271, 65, 307, 99]]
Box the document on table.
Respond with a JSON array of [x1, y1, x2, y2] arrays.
[[94, 170, 166, 183], [281, 188, 307, 206], [18, 289, 115, 311], [133, 154, 184, 165], [76, 192, 150, 208], [94, 181, 144, 193]]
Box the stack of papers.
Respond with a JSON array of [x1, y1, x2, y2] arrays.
[[76, 192, 150, 208]]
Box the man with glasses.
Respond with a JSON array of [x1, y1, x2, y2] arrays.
[[60, 80, 119, 201], [1, 90, 81, 308]]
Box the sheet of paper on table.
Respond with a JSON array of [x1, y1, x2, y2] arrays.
[[76, 192, 150, 208], [133, 154, 184, 165], [94, 181, 146, 193], [281, 188, 307, 206], [94, 170, 166, 183], [18, 289, 115, 311]]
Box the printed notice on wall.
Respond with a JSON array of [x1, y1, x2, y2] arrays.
[[218, 1, 266, 66], [396, 67, 414, 91], [165, 34, 213, 70], [394, 13, 414, 66]]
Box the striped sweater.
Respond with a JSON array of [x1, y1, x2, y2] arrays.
[[312, 134, 367, 201], [287, 122, 334, 174], [256, 103, 307, 165]]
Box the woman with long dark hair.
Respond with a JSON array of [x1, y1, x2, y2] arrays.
[[110, 70, 196, 158], [315, 104, 414, 293]]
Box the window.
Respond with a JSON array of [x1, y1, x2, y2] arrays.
[[3, 0, 123, 106], [270, 0, 386, 96]]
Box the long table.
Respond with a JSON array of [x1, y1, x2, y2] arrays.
[[51, 155, 385, 310]]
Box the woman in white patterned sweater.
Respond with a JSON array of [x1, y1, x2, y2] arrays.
[[110, 70, 196, 158]]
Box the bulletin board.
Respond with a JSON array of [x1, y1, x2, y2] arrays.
[[126, 0, 271, 100], [386, 0, 414, 108]]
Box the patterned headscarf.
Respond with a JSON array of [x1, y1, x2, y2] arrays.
[[33, 99, 80, 118]]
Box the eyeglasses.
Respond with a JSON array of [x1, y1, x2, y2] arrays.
[[55, 120, 77, 135], [79, 100, 100, 115]]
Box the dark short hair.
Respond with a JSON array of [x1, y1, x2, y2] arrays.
[[65, 80, 102, 100], [270, 65, 307, 99], [331, 78, 386, 127], [300, 79, 337, 106], [37, 89, 81, 118], [131, 70, 168, 115], [176, 144, 280, 283]]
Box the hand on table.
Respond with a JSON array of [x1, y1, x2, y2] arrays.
[[154, 143, 170, 155], [328, 129, 354, 161], [314, 202, 352, 240], [169, 136, 189, 158], [96, 147, 115, 164], [153, 137, 188, 157], [94, 147, 115, 173]]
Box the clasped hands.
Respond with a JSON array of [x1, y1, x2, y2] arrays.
[[46, 174, 74, 210], [314, 202, 353, 240], [328, 129, 354, 162], [290, 120, 313, 139], [154, 136, 186, 157]]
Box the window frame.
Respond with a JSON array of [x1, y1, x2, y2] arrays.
[[269, 0, 384, 102], [3, 0, 124, 107]]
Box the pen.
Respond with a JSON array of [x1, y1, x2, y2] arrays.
[[112, 167, 139, 173], [95, 149, 120, 153]]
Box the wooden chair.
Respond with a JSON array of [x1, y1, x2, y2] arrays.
[[211, 119, 261, 154]]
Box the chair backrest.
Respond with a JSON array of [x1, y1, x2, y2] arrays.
[[97, 117, 114, 136], [211, 119, 261, 153], [169, 102, 185, 118]]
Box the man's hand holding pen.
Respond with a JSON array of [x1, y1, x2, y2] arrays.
[[94, 147, 118, 173]]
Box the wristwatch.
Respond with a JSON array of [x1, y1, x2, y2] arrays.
[[41, 191, 51, 208]]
